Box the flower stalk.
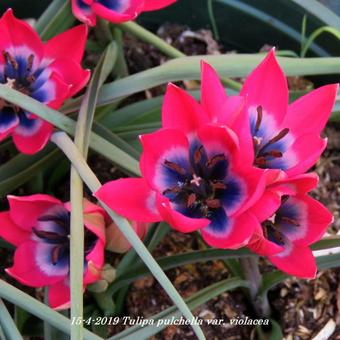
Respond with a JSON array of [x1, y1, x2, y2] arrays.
[[240, 257, 270, 317]]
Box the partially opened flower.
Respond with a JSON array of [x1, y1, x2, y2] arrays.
[[72, 0, 177, 26], [0, 194, 106, 310], [237, 50, 338, 176], [248, 173, 333, 278], [106, 220, 149, 253], [96, 74, 269, 249], [0, 9, 90, 154]]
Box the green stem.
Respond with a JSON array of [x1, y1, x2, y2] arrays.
[[240, 257, 270, 317], [0, 280, 101, 340], [207, 0, 220, 41], [112, 28, 129, 77], [0, 299, 23, 340], [51, 132, 206, 340], [69, 170, 84, 340], [119, 21, 185, 58]]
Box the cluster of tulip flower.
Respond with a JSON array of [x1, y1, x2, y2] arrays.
[[0, 0, 338, 312]]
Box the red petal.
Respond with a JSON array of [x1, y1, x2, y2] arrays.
[[162, 83, 209, 133], [283, 84, 338, 137], [48, 279, 71, 310], [140, 128, 189, 192], [142, 0, 177, 11], [269, 243, 317, 279], [157, 196, 210, 233], [44, 25, 88, 63], [0, 212, 30, 246], [8, 194, 62, 231], [95, 178, 161, 222], [200, 60, 228, 123], [6, 241, 68, 287], [12, 119, 53, 155], [241, 49, 288, 128], [0, 9, 44, 63], [201, 212, 258, 249], [71, 0, 97, 26]]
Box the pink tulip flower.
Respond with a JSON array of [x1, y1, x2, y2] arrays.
[[248, 173, 333, 278], [0, 9, 90, 154], [72, 0, 177, 26], [0, 194, 106, 310]]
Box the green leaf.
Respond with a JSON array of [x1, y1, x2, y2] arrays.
[[311, 236, 340, 250], [77, 42, 118, 158], [290, 0, 340, 30], [69, 41, 117, 340], [256, 318, 283, 340], [0, 146, 62, 196], [63, 54, 340, 112], [0, 85, 140, 175], [109, 277, 249, 340], [108, 248, 254, 296], [0, 280, 101, 340], [0, 299, 23, 340], [301, 26, 340, 57], [35, 0, 75, 40]]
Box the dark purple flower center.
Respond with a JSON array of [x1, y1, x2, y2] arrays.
[[32, 212, 97, 267], [252, 106, 290, 169], [262, 195, 300, 246], [0, 51, 35, 111], [161, 142, 243, 231]]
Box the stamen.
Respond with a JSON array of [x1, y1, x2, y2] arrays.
[[194, 145, 203, 163], [211, 181, 226, 190], [32, 227, 67, 242], [281, 195, 289, 204], [51, 245, 64, 265], [27, 54, 34, 72], [187, 193, 196, 207], [268, 128, 289, 145], [268, 150, 283, 158], [164, 160, 186, 175], [206, 199, 221, 209], [255, 106, 263, 132], [281, 216, 300, 226], [26, 75, 35, 84], [2, 51, 18, 70], [163, 186, 181, 196], [254, 156, 266, 167], [206, 154, 225, 168]]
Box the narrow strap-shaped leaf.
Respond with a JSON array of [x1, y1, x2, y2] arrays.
[[62, 54, 340, 112], [0, 280, 101, 340], [108, 236, 340, 296], [0, 299, 23, 340], [35, 0, 75, 40], [70, 42, 117, 339], [109, 277, 249, 340], [0, 85, 140, 175]]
